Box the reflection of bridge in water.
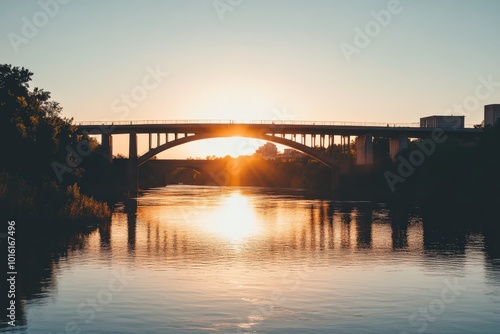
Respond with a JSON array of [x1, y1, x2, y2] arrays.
[[113, 200, 500, 284], [77, 121, 482, 194], [8, 191, 500, 330], [94, 198, 478, 274]]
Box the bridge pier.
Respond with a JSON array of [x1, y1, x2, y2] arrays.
[[128, 133, 138, 197], [341, 135, 351, 157], [389, 136, 409, 161], [329, 135, 335, 160], [101, 133, 113, 163], [356, 135, 373, 166]]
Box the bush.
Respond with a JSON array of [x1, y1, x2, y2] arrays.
[[0, 172, 110, 227], [59, 184, 111, 226]]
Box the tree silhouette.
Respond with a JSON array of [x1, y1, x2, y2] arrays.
[[0, 64, 76, 180], [0, 64, 110, 225]]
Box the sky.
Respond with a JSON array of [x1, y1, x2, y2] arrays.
[[1, 0, 500, 158]]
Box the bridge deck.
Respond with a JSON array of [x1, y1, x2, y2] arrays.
[[77, 122, 482, 138]]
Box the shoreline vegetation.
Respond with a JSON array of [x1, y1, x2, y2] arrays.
[[0, 172, 110, 226], [1, 63, 499, 230], [0, 64, 113, 228]]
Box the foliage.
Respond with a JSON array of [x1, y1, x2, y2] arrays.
[[59, 184, 111, 225], [386, 123, 500, 222], [0, 65, 77, 180], [0, 64, 112, 226]]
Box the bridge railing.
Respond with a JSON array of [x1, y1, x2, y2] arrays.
[[77, 119, 422, 127], [76, 120, 478, 128]]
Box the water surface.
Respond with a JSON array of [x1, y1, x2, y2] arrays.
[[2, 186, 499, 333]]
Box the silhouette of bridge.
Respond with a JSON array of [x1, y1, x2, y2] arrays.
[[142, 159, 233, 186], [77, 120, 482, 195]]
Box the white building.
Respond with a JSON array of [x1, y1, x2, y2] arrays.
[[485, 105, 500, 126], [420, 115, 465, 129]]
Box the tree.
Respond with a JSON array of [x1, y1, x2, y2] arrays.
[[0, 64, 76, 180], [255, 142, 278, 159], [0, 64, 111, 225]]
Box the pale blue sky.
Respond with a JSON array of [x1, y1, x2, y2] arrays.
[[1, 0, 500, 157]]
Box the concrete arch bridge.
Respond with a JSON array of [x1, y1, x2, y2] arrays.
[[77, 120, 481, 194]]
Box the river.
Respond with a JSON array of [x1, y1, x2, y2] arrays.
[[2, 186, 499, 333]]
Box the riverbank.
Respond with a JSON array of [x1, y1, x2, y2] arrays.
[[0, 172, 111, 229]]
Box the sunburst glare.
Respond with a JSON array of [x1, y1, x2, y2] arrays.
[[203, 191, 261, 244]]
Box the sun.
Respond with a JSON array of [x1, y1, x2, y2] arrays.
[[203, 192, 262, 244]]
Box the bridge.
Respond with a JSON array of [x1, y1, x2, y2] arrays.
[[141, 159, 235, 186], [76, 120, 482, 195]]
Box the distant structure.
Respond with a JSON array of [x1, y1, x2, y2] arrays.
[[484, 104, 500, 126], [256, 142, 278, 159], [281, 148, 305, 158], [420, 115, 464, 129]]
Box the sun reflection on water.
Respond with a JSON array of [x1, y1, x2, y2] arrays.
[[203, 191, 261, 244]]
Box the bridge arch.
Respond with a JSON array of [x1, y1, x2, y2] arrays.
[[137, 133, 337, 168], [142, 159, 237, 186], [163, 166, 203, 185]]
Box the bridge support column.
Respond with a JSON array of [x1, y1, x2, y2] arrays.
[[341, 136, 350, 157], [389, 136, 408, 161], [128, 133, 138, 197], [101, 134, 113, 163], [356, 135, 373, 166], [328, 135, 335, 159]]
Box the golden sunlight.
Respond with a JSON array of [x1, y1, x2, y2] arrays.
[[159, 137, 288, 159], [203, 192, 262, 244]]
